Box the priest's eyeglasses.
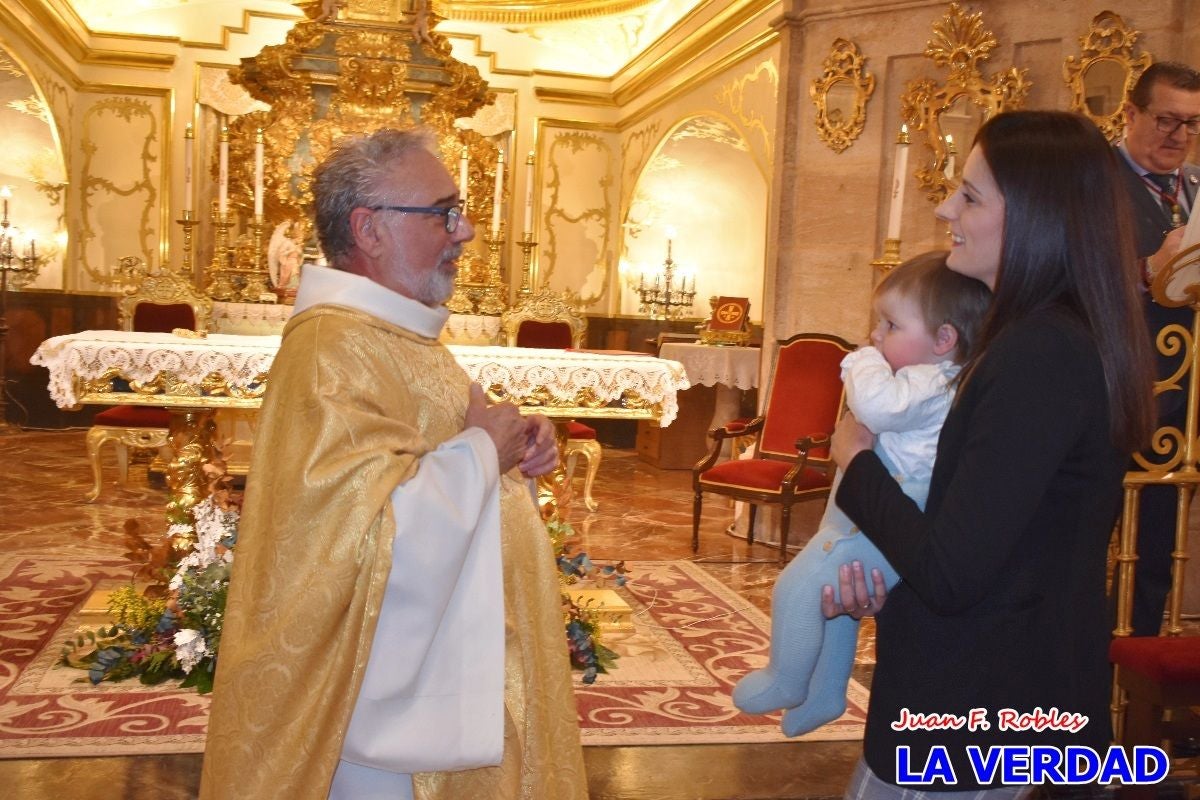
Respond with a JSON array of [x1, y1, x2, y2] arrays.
[[1140, 109, 1200, 136], [368, 201, 466, 233]]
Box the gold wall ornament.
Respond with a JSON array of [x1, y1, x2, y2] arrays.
[[1063, 10, 1150, 144], [809, 39, 874, 154], [899, 2, 1030, 203]]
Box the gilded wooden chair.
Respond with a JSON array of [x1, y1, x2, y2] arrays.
[[86, 258, 213, 501], [691, 332, 853, 564], [500, 289, 600, 511]]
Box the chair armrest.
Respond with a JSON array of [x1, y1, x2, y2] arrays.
[[692, 416, 764, 477], [795, 434, 830, 453], [711, 416, 763, 441]]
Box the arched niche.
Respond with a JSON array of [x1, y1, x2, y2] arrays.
[[0, 44, 67, 290], [620, 114, 766, 319]]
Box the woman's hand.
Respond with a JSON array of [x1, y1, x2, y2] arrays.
[[821, 560, 887, 620], [830, 411, 873, 470]]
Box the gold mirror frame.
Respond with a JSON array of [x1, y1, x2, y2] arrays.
[[1063, 10, 1151, 144], [899, 3, 1031, 203], [810, 38, 875, 154]]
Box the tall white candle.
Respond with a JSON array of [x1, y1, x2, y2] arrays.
[[253, 128, 264, 218], [218, 125, 229, 216], [458, 147, 469, 206], [491, 147, 505, 236], [886, 124, 910, 241], [183, 123, 194, 213], [944, 134, 956, 181], [523, 151, 535, 236]]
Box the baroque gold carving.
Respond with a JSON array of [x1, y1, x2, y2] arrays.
[[1064, 10, 1150, 144], [210, 1, 500, 306], [718, 58, 778, 165], [80, 98, 159, 287], [900, 3, 1030, 203], [543, 130, 614, 308], [810, 39, 873, 154]]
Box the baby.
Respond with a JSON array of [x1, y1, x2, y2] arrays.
[[732, 251, 991, 736]]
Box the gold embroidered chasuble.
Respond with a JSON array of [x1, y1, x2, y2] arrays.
[[200, 303, 586, 800]]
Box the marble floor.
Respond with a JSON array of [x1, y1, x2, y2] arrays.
[[0, 428, 1196, 799]]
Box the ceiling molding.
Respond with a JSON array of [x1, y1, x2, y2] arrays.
[[613, 0, 777, 107], [618, 26, 777, 131], [534, 87, 618, 107], [435, 0, 657, 24]]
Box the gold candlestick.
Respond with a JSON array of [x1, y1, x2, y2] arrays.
[[476, 222, 508, 315], [207, 213, 237, 301], [517, 232, 536, 296], [239, 215, 272, 301], [870, 237, 902, 285], [175, 210, 198, 278]]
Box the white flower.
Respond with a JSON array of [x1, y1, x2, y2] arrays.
[[174, 628, 209, 673]]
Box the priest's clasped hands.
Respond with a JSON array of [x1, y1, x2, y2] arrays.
[[466, 383, 559, 477]]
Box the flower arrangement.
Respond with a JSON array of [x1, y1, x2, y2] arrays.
[[551, 516, 624, 684], [61, 470, 239, 694], [65, 486, 622, 692]]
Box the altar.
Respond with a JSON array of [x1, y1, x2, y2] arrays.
[[31, 329, 689, 513]]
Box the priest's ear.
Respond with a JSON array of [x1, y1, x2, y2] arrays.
[[349, 207, 384, 257]]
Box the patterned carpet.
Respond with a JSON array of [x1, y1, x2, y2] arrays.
[[0, 554, 863, 757], [576, 560, 865, 745]]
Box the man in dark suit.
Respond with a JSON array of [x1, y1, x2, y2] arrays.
[[1115, 61, 1200, 636]]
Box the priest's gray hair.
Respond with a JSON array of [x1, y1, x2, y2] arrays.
[[312, 127, 437, 268]]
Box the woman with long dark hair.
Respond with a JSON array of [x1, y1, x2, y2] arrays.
[[828, 111, 1156, 797]]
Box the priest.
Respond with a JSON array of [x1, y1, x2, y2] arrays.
[[200, 128, 587, 800]]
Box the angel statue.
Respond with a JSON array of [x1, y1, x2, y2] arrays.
[[267, 220, 304, 302]]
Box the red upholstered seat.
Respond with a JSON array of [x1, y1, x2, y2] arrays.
[[1111, 634, 1200, 791], [700, 458, 832, 494], [93, 406, 172, 428], [566, 420, 596, 440], [691, 332, 853, 564], [1111, 636, 1200, 684]]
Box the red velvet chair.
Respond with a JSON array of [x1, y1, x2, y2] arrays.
[[691, 332, 853, 564], [86, 258, 212, 501], [500, 289, 601, 510]]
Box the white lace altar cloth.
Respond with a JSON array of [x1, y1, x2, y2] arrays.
[[210, 302, 293, 336], [659, 342, 761, 390], [31, 332, 689, 426], [447, 345, 688, 425], [442, 314, 502, 345]]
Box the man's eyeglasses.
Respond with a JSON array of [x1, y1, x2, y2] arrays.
[[368, 201, 465, 233], [1138, 107, 1200, 136]]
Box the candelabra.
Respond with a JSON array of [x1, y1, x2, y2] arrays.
[[0, 212, 44, 430], [633, 239, 696, 319]]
